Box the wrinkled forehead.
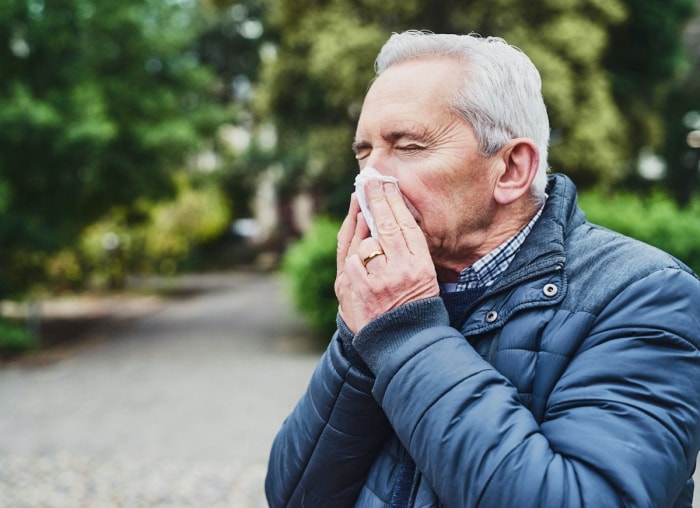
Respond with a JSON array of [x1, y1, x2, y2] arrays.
[[362, 57, 466, 119]]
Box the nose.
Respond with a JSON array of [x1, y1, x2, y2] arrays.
[[361, 154, 396, 178]]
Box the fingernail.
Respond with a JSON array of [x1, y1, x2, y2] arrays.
[[368, 178, 381, 193], [384, 182, 397, 194]]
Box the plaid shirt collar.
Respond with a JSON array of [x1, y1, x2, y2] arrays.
[[447, 204, 545, 293]]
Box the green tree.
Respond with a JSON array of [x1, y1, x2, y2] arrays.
[[661, 4, 700, 206], [604, 0, 697, 193], [0, 0, 226, 298], [197, 0, 269, 104], [195, 0, 275, 220]]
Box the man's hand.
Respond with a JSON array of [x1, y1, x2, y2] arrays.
[[335, 178, 439, 334]]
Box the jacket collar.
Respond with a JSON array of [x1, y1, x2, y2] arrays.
[[493, 173, 583, 291]]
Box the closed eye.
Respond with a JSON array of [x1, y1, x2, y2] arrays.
[[396, 144, 425, 153], [352, 141, 371, 160]]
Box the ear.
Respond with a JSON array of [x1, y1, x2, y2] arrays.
[[493, 138, 539, 206]]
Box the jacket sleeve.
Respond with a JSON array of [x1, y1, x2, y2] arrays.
[[353, 268, 700, 507], [264, 321, 392, 507]]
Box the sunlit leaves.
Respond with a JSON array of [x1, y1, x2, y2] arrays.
[[0, 0, 224, 297]]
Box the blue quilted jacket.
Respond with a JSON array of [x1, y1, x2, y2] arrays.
[[266, 174, 700, 507]]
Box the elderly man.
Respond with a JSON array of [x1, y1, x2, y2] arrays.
[[265, 31, 700, 507]]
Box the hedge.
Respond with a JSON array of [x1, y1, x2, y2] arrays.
[[578, 191, 700, 275], [282, 217, 341, 340]]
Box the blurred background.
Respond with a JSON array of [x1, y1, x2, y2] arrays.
[[1, 0, 700, 505]]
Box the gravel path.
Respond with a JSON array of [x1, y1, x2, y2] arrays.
[[0, 271, 321, 507]]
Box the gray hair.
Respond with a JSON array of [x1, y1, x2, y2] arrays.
[[375, 30, 550, 203]]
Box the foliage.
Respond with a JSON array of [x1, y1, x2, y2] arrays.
[[45, 174, 231, 291], [659, 9, 700, 207], [282, 217, 340, 339], [193, 0, 277, 221], [662, 85, 700, 207], [197, 0, 270, 104], [0, 318, 38, 356], [578, 190, 700, 274], [604, 0, 697, 155], [0, 0, 228, 298]]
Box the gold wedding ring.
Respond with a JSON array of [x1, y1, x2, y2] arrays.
[[362, 249, 385, 267]]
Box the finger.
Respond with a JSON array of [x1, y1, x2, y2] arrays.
[[336, 193, 361, 269], [353, 209, 372, 244], [364, 179, 407, 257], [361, 247, 387, 270], [347, 194, 372, 262], [382, 181, 431, 257], [356, 236, 385, 263]]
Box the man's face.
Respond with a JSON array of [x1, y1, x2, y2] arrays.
[[353, 57, 501, 270]]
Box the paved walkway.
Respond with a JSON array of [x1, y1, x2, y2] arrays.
[[0, 271, 321, 507], [1, 270, 698, 506]]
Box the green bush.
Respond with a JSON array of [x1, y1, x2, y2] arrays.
[[0, 318, 38, 356], [282, 217, 341, 341], [46, 173, 231, 291], [578, 191, 700, 275]]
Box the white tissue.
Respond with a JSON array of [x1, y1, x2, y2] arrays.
[[353, 167, 399, 238]]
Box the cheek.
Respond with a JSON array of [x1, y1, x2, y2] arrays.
[[398, 175, 452, 226], [402, 192, 453, 240], [400, 193, 423, 224]]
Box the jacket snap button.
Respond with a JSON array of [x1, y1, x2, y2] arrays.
[[543, 283, 558, 297], [485, 311, 498, 323]]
